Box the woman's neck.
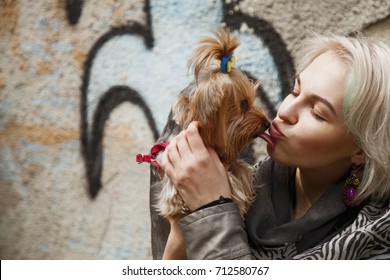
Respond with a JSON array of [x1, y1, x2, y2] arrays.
[[293, 162, 350, 219]]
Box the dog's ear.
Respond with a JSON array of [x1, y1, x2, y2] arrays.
[[190, 79, 225, 123], [172, 95, 190, 127], [189, 79, 229, 150]]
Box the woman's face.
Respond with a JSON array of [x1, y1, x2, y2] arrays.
[[263, 51, 360, 169]]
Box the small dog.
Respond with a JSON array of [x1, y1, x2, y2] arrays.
[[139, 29, 270, 220]]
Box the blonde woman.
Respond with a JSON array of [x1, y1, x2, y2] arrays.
[[159, 34, 390, 259]]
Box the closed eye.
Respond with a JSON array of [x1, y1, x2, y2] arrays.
[[310, 107, 327, 122]]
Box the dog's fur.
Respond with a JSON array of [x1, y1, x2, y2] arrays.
[[153, 29, 269, 219]]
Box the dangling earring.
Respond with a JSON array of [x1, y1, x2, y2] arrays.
[[342, 163, 360, 206]]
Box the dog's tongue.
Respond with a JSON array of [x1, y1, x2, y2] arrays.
[[259, 132, 276, 150]]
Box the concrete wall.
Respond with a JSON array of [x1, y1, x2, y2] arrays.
[[1, 0, 389, 259]]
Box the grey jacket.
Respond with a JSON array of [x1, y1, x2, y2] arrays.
[[178, 158, 390, 259]]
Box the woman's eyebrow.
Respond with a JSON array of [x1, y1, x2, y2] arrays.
[[296, 74, 337, 116], [311, 94, 337, 115]]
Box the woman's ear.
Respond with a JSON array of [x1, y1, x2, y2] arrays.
[[351, 148, 365, 166]]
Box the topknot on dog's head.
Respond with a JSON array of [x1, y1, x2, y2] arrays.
[[189, 28, 239, 80]]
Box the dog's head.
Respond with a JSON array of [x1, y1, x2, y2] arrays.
[[173, 29, 270, 163]]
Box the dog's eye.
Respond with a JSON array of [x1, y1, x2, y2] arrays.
[[241, 99, 249, 110]]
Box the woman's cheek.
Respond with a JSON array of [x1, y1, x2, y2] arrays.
[[291, 125, 331, 154]]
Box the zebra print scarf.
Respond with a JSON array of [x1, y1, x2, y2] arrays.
[[246, 158, 390, 259]]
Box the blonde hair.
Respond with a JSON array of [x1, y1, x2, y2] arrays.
[[297, 34, 390, 202]]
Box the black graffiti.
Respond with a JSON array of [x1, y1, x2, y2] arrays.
[[80, 25, 155, 199], [86, 85, 158, 198], [64, 0, 85, 25], [79, 0, 294, 205]]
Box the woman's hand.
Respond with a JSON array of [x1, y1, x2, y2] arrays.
[[159, 121, 231, 211]]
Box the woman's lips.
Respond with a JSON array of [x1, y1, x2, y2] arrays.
[[259, 121, 284, 150], [269, 121, 284, 138]]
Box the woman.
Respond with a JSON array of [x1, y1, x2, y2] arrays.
[[159, 34, 390, 259]]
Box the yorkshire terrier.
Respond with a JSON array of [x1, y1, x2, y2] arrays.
[[138, 28, 270, 222]]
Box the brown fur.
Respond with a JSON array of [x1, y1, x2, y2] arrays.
[[155, 29, 269, 219]]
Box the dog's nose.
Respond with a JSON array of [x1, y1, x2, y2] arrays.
[[262, 120, 270, 130]]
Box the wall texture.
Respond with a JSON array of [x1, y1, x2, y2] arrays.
[[0, 0, 389, 259]]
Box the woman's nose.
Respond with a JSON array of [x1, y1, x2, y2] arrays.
[[277, 97, 299, 125]]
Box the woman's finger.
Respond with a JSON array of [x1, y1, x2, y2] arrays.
[[176, 130, 193, 163], [185, 121, 208, 155], [159, 149, 172, 171], [165, 135, 181, 169]]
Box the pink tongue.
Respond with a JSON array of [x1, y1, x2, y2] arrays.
[[259, 132, 276, 149]]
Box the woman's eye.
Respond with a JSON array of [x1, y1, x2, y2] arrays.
[[310, 108, 326, 122]]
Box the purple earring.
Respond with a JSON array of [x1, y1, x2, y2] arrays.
[[342, 163, 360, 206]]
